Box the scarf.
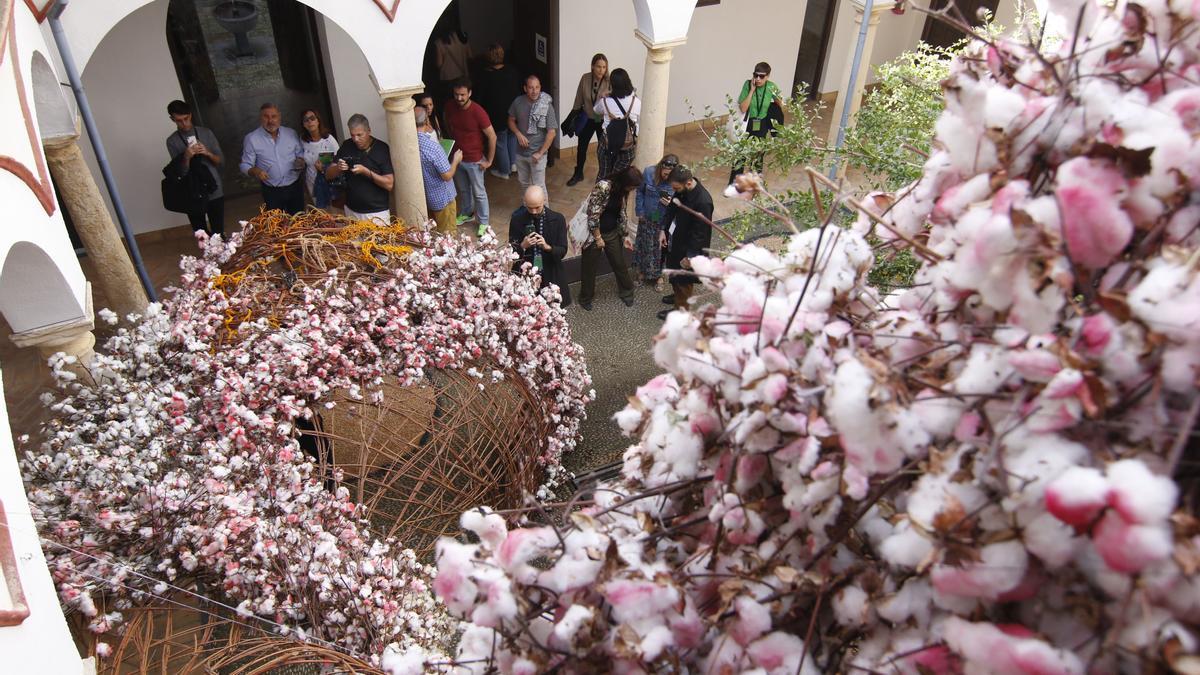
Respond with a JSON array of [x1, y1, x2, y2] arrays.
[[526, 92, 552, 136]]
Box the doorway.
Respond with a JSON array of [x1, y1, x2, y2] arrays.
[[165, 0, 334, 197], [421, 1, 557, 126], [794, 0, 838, 98], [922, 0, 1000, 49]]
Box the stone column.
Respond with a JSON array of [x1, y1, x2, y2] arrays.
[[9, 283, 98, 388], [42, 134, 148, 319], [826, 0, 892, 150], [380, 87, 428, 228], [633, 32, 686, 173]]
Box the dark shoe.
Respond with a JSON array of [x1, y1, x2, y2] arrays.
[[621, 296, 635, 307], [566, 172, 583, 187], [579, 300, 593, 311], [661, 294, 675, 304], [657, 308, 673, 320]]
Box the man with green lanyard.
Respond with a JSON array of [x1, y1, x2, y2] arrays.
[[730, 61, 785, 184]]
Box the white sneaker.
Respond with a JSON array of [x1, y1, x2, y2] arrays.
[[488, 169, 508, 180]]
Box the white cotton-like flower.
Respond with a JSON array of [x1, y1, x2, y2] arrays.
[[461, 508, 507, 550], [880, 520, 934, 570], [833, 585, 873, 627], [1105, 459, 1178, 525], [552, 604, 594, 647]]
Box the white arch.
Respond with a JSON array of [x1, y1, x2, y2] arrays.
[[0, 241, 87, 333], [631, 0, 696, 43], [30, 49, 74, 141], [55, 0, 454, 90]]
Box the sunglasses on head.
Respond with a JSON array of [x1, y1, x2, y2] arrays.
[[663, 160, 678, 167]]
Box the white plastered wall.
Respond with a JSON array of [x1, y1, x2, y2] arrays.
[[0, 6, 89, 332], [0, 367, 85, 674], [319, 17, 388, 145], [0, 7, 92, 674], [557, 0, 806, 150]]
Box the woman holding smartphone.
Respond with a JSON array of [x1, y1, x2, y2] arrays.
[[300, 108, 340, 209], [634, 154, 677, 291]]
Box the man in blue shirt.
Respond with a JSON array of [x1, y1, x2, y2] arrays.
[[416, 108, 462, 234], [239, 102, 305, 214]]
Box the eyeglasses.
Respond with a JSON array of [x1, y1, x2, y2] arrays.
[[753, 73, 768, 79]]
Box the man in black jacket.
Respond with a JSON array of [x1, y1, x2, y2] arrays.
[[509, 185, 572, 307], [658, 165, 713, 320], [165, 100, 224, 235]]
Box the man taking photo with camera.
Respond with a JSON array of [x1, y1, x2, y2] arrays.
[[325, 113, 394, 224]]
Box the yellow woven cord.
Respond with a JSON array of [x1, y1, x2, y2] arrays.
[[204, 210, 419, 341]]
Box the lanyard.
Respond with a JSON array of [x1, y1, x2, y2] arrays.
[[752, 84, 768, 118]]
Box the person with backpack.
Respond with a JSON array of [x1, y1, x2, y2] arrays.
[[730, 61, 786, 184], [593, 68, 640, 182]]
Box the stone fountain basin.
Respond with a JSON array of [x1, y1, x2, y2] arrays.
[[213, 1, 258, 35]]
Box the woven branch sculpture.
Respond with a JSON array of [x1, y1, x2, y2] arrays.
[[25, 209, 592, 662], [79, 594, 387, 674], [209, 212, 561, 555]]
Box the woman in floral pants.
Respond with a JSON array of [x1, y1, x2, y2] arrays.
[[633, 154, 678, 291]]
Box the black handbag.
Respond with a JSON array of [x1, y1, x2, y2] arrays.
[[562, 108, 581, 138], [161, 162, 192, 214], [162, 152, 216, 213]]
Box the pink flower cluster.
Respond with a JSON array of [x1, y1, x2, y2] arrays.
[[430, 1, 1200, 672], [23, 229, 591, 663]]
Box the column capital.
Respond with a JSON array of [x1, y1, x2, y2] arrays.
[[41, 132, 81, 152], [634, 29, 686, 56], [850, 0, 892, 22], [9, 283, 94, 350], [380, 84, 427, 112]]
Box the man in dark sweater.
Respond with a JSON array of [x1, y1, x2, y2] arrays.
[[658, 165, 713, 320], [325, 113, 393, 223], [509, 186, 571, 307]]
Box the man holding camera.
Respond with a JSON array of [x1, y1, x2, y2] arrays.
[[509, 185, 571, 307], [325, 114, 394, 224], [240, 102, 306, 215]]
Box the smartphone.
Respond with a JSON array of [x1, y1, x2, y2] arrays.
[[185, 135, 198, 146]]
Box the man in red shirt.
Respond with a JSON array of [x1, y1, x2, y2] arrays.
[[443, 78, 497, 236]]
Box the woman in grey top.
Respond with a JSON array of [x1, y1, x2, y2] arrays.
[[165, 99, 224, 236]]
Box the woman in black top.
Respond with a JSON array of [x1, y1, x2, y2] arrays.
[[578, 166, 642, 310]]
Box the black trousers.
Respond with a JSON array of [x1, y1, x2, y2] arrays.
[[579, 229, 635, 304], [186, 196, 225, 236], [262, 178, 305, 215], [573, 118, 602, 176]]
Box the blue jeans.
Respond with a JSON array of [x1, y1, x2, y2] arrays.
[[454, 161, 489, 225], [492, 129, 519, 176]]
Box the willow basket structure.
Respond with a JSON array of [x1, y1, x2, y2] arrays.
[[80, 595, 388, 675], [306, 368, 547, 555]]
